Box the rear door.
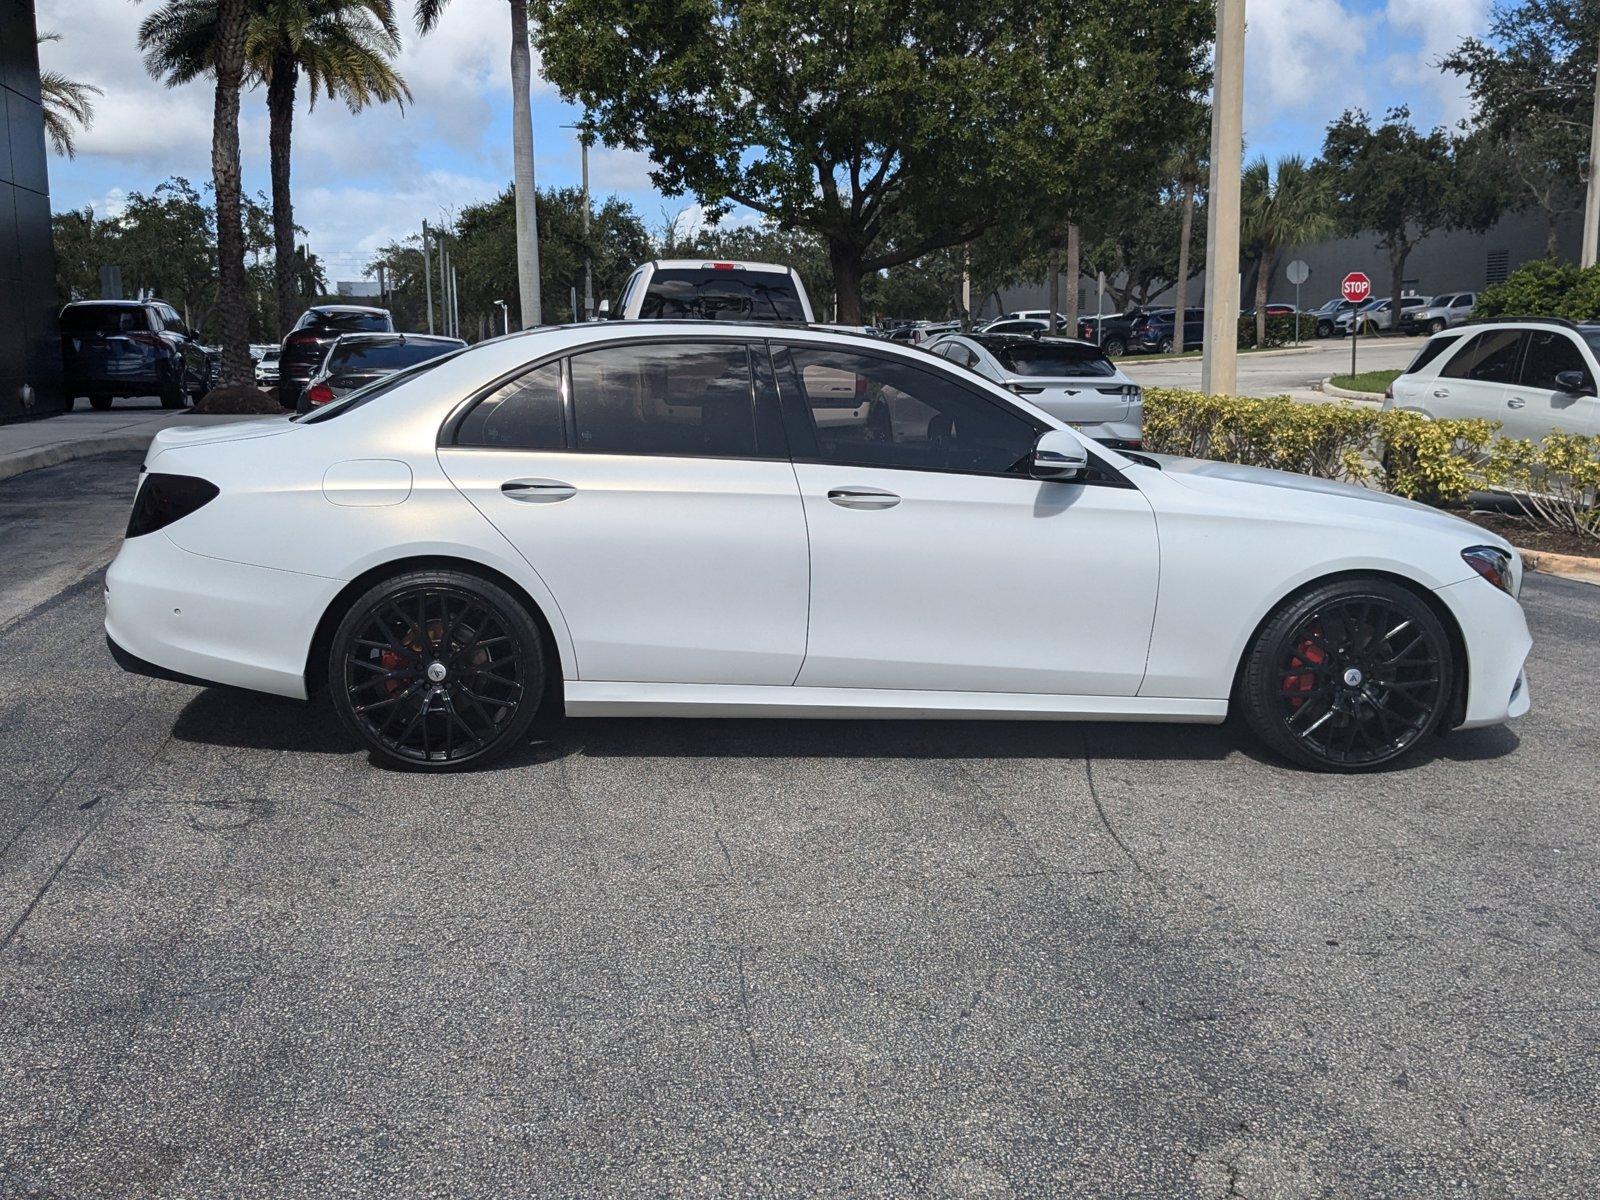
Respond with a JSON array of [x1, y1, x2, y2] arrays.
[[1505, 328, 1600, 439], [438, 339, 810, 685], [1431, 328, 1525, 424]]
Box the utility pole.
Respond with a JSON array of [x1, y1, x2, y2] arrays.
[[564, 119, 597, 319], [451, 265, 461, 338], [422, 221, 434, 335], [1584, 34, 1600, 268], [438, 236, 450, 336], [1201, 0, 1245, 396], [961, 248, 971, 329]]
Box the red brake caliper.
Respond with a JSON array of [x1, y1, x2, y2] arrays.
[[1283, 627, 1325, 709], [380, 649, 407, 695]]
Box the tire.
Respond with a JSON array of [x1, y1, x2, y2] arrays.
[[62, 395, 76, 412], [1157, 336, 1174, 354], [160, 380, 187, 409], [1316, 321, 1332, 339], [1428, 319, 1446, 335], [1237, 577, 1454, 772], [327, 569, 547, 772], [89, 395, 113, 411], [1102, 337, 1126, 358]]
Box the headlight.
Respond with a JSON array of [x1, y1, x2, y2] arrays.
[[1462, 545, 1516, 597]]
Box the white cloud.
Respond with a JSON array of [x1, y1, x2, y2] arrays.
[[1245, 0, 1378, 117], [588, 146, 656, 193], [1384, 0, 1492, 126]]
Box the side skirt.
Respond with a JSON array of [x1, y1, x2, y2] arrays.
[[564, 681, 1228, 723]]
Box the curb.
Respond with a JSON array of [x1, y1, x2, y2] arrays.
[[1517, 546, 1600, 586], [1318, 376, 1385, 403], [0, 432, 154, 485]]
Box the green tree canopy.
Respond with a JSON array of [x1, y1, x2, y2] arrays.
[[528, 0, 1213, 323]]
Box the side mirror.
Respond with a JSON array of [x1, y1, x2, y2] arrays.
[[1030, 429, 1089, 482], [597, 298, 612, 319], [1554, 369, 1593, 396]]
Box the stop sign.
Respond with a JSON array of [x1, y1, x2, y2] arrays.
[[1341, 272, 1372, 304]]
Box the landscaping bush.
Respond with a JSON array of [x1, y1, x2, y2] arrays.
[[1236, 312, 1316, 349], [192, 384, 282, 415], [1476, 260, 1600, 321], [1142, 388, 1497, 505], [1488, 432, 1600, 542]]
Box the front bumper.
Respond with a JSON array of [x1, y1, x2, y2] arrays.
[[105, 530, 341, 700], [1435, 575, 1534, 729]]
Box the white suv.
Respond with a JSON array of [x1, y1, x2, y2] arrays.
[[610, 259, 813, 323], [1384, 318, 1600, 440]]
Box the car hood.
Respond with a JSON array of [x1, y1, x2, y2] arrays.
[[1144, 453, 1512, 548]]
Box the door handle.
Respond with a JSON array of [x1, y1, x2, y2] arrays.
[[827, 486, 900, 510], [501, 478, 576, 502], [1432, 388, 1450, 398], [1506, 396, 1527, 409]]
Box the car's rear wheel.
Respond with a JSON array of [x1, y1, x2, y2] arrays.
[[1157, 336, 1174, 354], [327, 570, 546, 772], [1316, 320, 1333, 339], [1239, 578, 1453, 771], [1102, 336, 1126, 357]]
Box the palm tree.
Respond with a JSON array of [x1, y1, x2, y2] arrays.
[[1243, 154, 1333, 348], [414, 0, 541, 328], [1165, 130, 1207, 354], [140, 0, 409, 339], [37, 35, 103, 158]]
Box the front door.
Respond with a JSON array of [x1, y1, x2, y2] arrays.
[[1504, 328, 1600, 439], [773, 343, 1160, 697], [438, 340, 810, 685]]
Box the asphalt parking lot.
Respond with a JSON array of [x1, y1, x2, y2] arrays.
[[2, 453, 1599, 1197]]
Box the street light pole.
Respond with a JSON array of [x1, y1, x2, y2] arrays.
[[495, 299, 509, 336], [1201, 0, 1246, 396], [422, 221, 434, 335], [1583, 35, 1600, 268], [564, 119, 596, 319]]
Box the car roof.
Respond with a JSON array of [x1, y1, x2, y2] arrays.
[[646, 259, 794, 274], [331, 332, 464, 346], [966, 332, 1105, 351], [63, 299, 149, 307], [308, 304, 389, 314]]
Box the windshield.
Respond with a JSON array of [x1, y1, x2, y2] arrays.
[[984, 340, 1117, 378], [61, 306, 147, 333], [1579, 328, 1600, 358], [328, 340, 459, 373], [294, 348, 463, 422], [638, 268, 806, 321], [299, 309, 390, 334]]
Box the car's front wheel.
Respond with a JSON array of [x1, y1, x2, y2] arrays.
[[1238, 578, 1454, 771], [1429, 319, 1446, 334], [327, 570, 547, 771]]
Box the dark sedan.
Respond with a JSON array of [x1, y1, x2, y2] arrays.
[[278, 305, 394, 408], [294, 333, 466, 413]]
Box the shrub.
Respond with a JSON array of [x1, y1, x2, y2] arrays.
[[1142, 388, 1497, 505], [1236, 312, 1315, 349], [1476, 260, 1600, 321], [1488, 432, 1600, 542], [192, 384, 282, 415]]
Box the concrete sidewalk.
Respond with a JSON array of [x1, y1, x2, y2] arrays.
[[0, 401, 261, 482]]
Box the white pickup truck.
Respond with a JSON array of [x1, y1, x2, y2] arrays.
[[608, 259, 815, 323]]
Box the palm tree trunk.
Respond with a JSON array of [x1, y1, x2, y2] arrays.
[[1064, 222, 1081, 333], [1255, 250, 1272, 348], [211, 0, 251, 386], [268, 53, 299, 340], [1174, 182, 1194, 354], [509, 0, 541, 327]]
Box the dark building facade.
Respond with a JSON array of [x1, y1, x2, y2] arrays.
[[1, 0, 62, 420]]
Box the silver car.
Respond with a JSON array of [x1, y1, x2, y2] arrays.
[[1335, 296, 1431, 335], [1400, 292, 1477, 335]]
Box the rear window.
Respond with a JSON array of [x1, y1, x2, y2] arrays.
[[984, 340, 1116, 378], [299, 309, 391, 334], [295, 350, 460, 423], [328, 340, 458, 372], [61, 305, 148, 334], [638, 268, 805, 322], [1405, 334, 1462, 375]]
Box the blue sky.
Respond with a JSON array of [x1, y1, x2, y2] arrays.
[[38, 0, 1492, 285]]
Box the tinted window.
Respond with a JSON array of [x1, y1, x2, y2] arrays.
[[1406, 334, 1462, 374], [986, 320, 1046, 334], [1520, 330, 1593, 392], [783, 347, 1038, 475], [300, 309, 390, 333], [638, 269, 805, 322], [1442, 329, 1524, 383], [455, 361, 565, 449], [61, 305, 148, 334], [297, 355, 448, 423], [1453, 294, 1474, 308], [329, 340, 460, 373], [569, 342, 757, 456], [984, 340, 1116, 378]]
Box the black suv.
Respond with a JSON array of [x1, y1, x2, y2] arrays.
[[59, 300, 210, 410], [295, 333, 466, 412], [278, 305, 393, 408], [1075, 308, 1154, 358]]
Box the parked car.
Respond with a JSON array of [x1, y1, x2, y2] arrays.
[[975, 317, 1050, 335], [59, 299, 210, 410], [1129, 308, 1205, 354], [1335, 296, 1431, 336], [256, 344, 281, 386], [929, 332, 1141, 448], [1308, 297, 1361, 339], [1384, 317, 1600, 440], [278, 305, 394, 407], [609, 259, 813, 322], [107, 321, 1529, 774], [1076, 309, 1153, 357], [295, 333, 467, 413], [1399, 292, 1477, 335]]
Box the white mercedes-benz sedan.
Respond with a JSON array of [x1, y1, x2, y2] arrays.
[[105, 322, 1532, 773]]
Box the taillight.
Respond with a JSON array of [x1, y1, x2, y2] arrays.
[[307, 382, 336, 406], [126, 331, 165, 350], [704, 262, 739, 271], [1384, 383, 1395, 399], [287, 332, 321, 347], [126, 473, 219, 538]]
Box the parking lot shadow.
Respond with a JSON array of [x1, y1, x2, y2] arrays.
[[172, 687, 361, 755]]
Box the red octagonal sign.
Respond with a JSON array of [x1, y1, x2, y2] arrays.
[[1341, 272, 1372, 304]]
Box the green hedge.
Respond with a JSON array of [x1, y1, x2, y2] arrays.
[[1237, 312, 1315, 349], [1476, 260, 1600, 320]]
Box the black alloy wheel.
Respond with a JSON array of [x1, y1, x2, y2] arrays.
[[328, 570, 546, 771], [1240, 578, 1453, 771], [1103, 336, 1127, 358]]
